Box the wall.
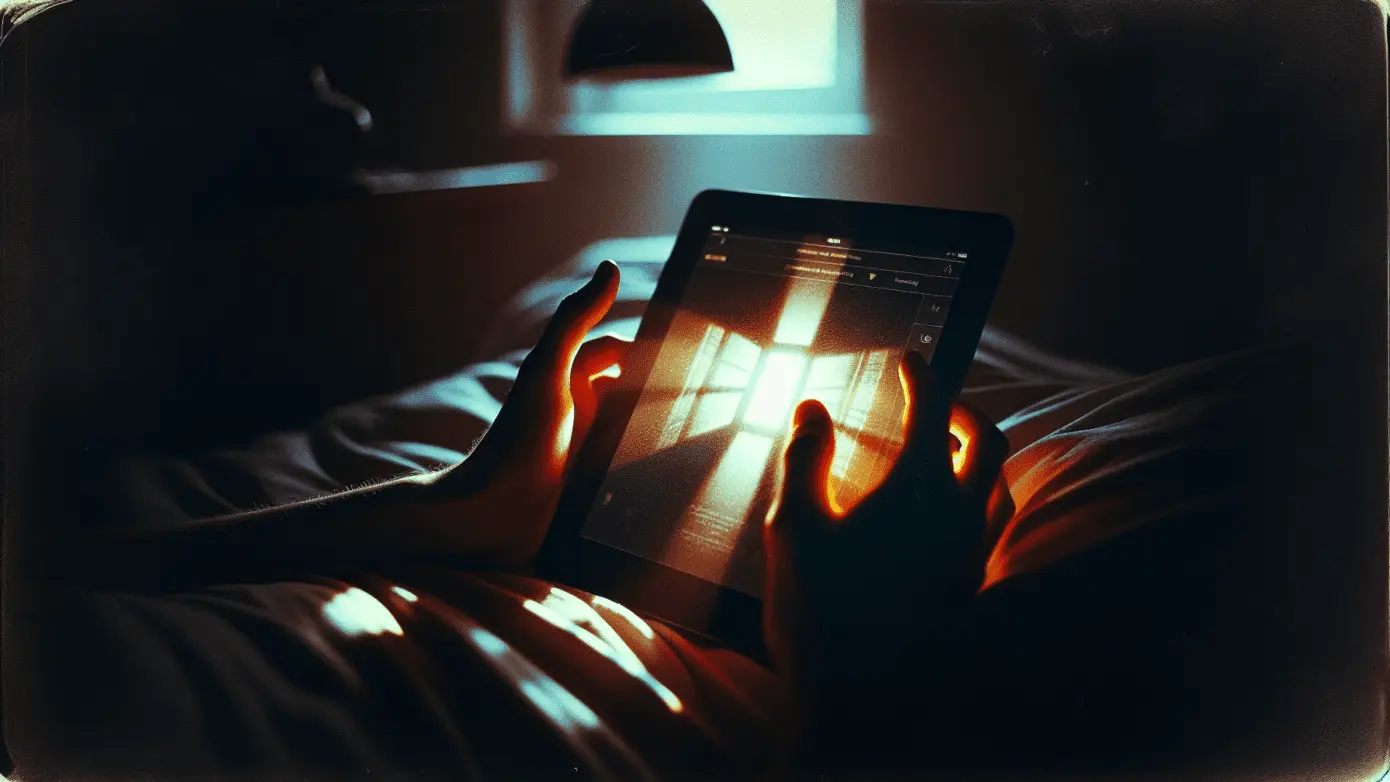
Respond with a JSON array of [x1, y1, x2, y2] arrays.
[[11, 0, 1387, 446], [314, 0, 1386, 382]]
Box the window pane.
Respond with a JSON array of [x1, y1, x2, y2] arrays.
[[657, 324, 725, 449], [720, 333, 763, 372], [831, 428, 858, 479], [706, 0, 837, 91], [708, 364, 751, 390], [689, 391, 742, 437], [841, 349, 886, 432], [805, 354, 856, 389]]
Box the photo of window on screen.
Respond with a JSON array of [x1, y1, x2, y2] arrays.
[[580, 227, 964, 597]]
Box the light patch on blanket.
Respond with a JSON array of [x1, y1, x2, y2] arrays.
[[591, 595, 656, 640], [467, 628, 602, 731], [525, 590, 684, 714], [323, 588, 404, 637]]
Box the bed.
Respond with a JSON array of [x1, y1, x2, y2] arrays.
[[6, 0, 1387, 777], [14, 237, 1287, 781]]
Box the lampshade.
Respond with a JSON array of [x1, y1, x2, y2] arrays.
[[564, 0, 735, 82]]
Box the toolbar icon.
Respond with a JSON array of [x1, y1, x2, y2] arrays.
[[869, 272, 877, 280]]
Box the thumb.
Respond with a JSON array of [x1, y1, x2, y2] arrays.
[[776, 399, 838, 523]]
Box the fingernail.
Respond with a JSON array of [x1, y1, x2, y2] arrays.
[[595, 260, 618, 281]]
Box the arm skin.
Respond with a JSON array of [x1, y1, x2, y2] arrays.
[[42, 261, 629, 592]]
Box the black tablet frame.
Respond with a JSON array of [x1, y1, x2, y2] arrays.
[[535, 189, 1014, 660]]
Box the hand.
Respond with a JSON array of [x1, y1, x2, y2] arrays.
[[396, 261, 627, 568], [762, 351, 1011, 745]]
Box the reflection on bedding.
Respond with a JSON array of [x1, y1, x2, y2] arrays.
[[323, 587, 404, 637], [440, 594, 659, 781], [468, 627, 603, 730], [524, 588, 684, 715], [591, 594, 657, 640]]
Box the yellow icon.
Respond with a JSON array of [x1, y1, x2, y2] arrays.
[[869, 272, 877, 280]]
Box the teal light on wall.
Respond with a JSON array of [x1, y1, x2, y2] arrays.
[[564, 0, 735, 82]]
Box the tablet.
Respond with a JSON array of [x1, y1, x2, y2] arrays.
[[538, 190, 1014, 657]]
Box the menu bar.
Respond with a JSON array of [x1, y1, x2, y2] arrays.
[[711, 234, 965, 279]]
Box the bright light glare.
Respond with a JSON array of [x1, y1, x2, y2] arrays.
[[743, 351, 808, 431], [589, 364, 622, 381]]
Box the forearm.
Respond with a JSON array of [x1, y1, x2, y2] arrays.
[[47, 470, 471, 590]]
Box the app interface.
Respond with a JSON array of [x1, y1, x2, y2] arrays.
[[580, 226, 967, 596]]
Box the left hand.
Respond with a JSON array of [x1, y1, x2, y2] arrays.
[[395, 261, 628, 568], [763, 353, 1012, 723]]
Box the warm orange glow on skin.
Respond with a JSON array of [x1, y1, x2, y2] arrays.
[[783, 407, 849, 519], [826, 490, 847, 519], [552, 405, 575, 473], [589, 363, 622, 381], [950, 420, 970, 476]]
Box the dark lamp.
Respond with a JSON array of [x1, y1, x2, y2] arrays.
[[564, 0, 735, 82]]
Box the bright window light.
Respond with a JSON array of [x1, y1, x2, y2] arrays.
[[689, 390, 743, 436], [743, 351, 808, 431]]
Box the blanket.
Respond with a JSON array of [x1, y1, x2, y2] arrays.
[[12, 238, 1252, 781]]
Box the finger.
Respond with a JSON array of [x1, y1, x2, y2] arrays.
[[514, 261, 622, 394], [535, 261, 622, 368], [769, 399, 838, 533], [951, 400, 1010, 504], [569, 340, 627, 462], [569, 334, 628, 422], [589, 374, 621, 402], [572, 334, 628, 383], [893, 351, 953, 479], [474, 263, 620, 473], [570, 374, 620, 454]]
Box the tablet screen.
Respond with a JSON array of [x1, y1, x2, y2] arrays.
[[578, 226, 967, 597]]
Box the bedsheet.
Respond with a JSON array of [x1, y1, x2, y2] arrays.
[[14, 238, 1258, 781]]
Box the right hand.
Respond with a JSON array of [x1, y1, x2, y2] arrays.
[[762, 352, 1012, 727]]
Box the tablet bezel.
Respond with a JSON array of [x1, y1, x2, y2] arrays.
[[536, 189, 1014, 659]]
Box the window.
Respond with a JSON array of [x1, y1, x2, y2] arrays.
[[504, 0, 869, 135]]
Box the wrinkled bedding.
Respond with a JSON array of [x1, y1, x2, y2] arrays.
[[19, 238, 1255, 781]]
